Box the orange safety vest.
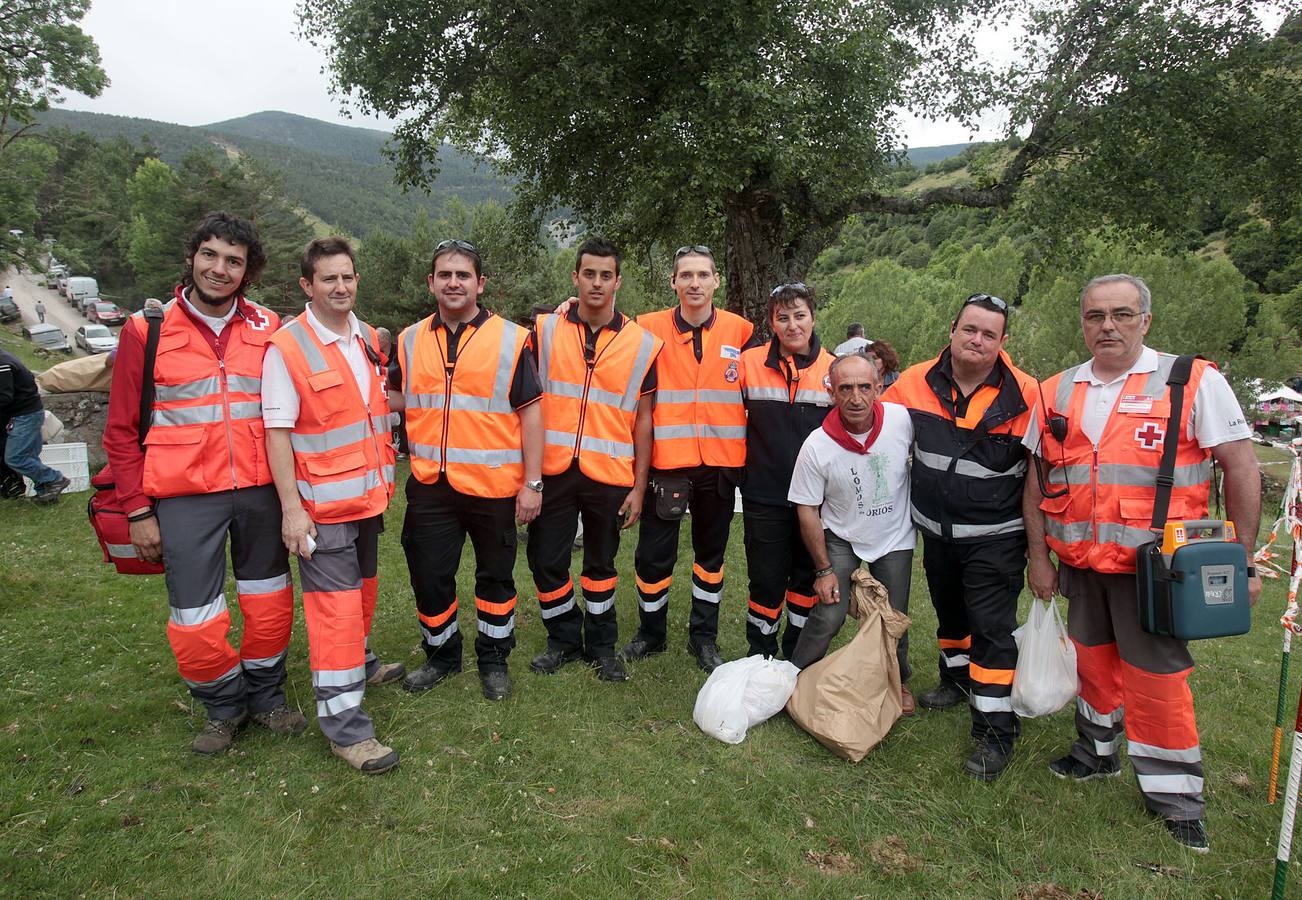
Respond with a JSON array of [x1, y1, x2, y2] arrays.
[[1038, 353, 1214, 573], [535, 311, 663, 487], [637, 307, 752, 469], [269, 317, 395, 523], [399, 312, 530, 499], [133, 294, 278, 498]]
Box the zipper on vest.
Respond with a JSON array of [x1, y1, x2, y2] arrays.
[[218, 355, 238, 488], [440, 356, 454, 472], [1090, 444, 1099, 546]]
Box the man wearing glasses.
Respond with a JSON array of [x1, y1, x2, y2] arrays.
[[1022, 274, 1260, 852], [620, 245, 753, 673], [393, 240, 544, 701], [884, 293, 1039, 780]]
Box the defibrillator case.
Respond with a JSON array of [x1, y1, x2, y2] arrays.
[[1136, 520, 1250, 640]]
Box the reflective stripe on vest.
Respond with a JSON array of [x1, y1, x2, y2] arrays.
[[401, 313, 527, 498], [1039, 354, 1212, 573], [536, 313, 661, 487], [270, 318, 394, 523], [139, 295, 276, 498]]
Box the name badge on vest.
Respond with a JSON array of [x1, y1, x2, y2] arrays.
[[1117, 394, 1153, 414], [720, 345, 740, 360]]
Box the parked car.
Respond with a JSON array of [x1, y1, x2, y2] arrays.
[[54, 272, 69, 295], [88, 302, 126, 326], [65, 275, 98, 306], [0, 296, 19, 323], [22, 323, 69, 352], [79, 294, 102, 318], [75, 324, 118, 353]]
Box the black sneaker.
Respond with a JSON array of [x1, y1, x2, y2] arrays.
[[917, 680, 968, 710], [963, 739, 1013, 782], [32, 475, 70, 505], [688, 640, 724, 673], [1048, 754, 1121, 781], [619, 635, 667, 662], [402, 660, 462, 692], [590, 655, 627, 683], [529, 645, 582, 674], [1165, 818, 1209, 854]]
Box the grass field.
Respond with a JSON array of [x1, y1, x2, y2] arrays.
[[2, 461, 1301, 898]]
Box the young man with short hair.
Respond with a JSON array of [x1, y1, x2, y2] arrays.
[[527, 238, 662, 683]]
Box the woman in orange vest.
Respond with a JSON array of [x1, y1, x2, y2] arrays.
[[738, 282, 835, 660], [526, 238, 662, 684], [622, 245, 753, 674]]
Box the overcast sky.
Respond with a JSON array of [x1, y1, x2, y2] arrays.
[[63, 0, 1002, 148]]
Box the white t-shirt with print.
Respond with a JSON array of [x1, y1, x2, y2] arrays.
[[788, 402, 916, 563]]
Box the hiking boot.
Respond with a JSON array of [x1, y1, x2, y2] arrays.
[[402, 660, 461, 693], [1048, 753, 1122, 781], [331, 737, 400, 774], [32, 475, 70, 505], [590, 655, 627, 683], [1165, 818, 1209, 854], [191, 710, 248, 755], [250, 704, 308, 735], [917, 680, 968, 710], [688, 640, 724, 673], [900, 685, 916, 717], [480, 668, 512, 701], [366, 661, 407, 687], [530, 645, 582, 674], [964, 738, 1013, 781], [619, 634, 667, 662]]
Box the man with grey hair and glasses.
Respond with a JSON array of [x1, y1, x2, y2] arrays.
[[1021, 273, 1260, 853]]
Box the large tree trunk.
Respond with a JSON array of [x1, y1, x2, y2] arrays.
[[723, 190, 801, 335]]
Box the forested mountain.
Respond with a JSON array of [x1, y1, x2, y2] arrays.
[[33, 108, 512, 237]]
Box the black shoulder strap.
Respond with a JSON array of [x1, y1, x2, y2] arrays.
[[1150, 354, 1196, 531], [137, 306, 165, 448]]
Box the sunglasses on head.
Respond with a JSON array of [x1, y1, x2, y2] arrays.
[[963, 292, 1008, 312], [674, 244, 712, 259], [435, 239, 478, 255], [770, 282, 809, 297]]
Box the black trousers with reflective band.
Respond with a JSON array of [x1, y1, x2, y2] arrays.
[[632, 465, 734, 645], [741, 500, 816, 659], [526, 463, 627, 657], [402, 476, 519, 670], [921, 531, 1025, 748]]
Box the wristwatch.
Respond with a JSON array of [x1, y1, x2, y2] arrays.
[[814, 565, 835, 579], [525, 480, 544, 493]]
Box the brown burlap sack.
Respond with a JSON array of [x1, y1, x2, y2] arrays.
[[36, 353, 114, 393], [786, 567, 912, 762]]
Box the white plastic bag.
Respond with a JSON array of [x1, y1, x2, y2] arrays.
[[694, 656, 800, 744], [1010, 596, 1079, 718]]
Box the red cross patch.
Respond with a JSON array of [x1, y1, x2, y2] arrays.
[[1135, 422, 1165, 450], [244, 307, 271, 331]]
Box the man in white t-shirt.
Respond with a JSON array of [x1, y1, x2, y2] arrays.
[[1022, 273, 1260, 853], [788, 353, 917, 711]]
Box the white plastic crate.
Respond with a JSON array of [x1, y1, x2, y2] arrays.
[[22, 441, 90, 496]]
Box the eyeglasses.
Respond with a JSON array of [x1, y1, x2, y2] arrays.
[[1082, 309, 1143, 325], [770, 282, 809, 297], [435, 239, 479, 255], [674, 244, 712, 259], [964, 293, 1008, 312]]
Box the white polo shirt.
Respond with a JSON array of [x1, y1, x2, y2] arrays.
[[262, 303, 374, 428], [1023, 346, 1251, 454], [788, 402, 916, 563]]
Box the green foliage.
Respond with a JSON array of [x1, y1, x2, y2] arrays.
[[818, 260, 955, 365], [0, 0, 107, 138]]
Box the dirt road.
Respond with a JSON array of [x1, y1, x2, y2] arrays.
[[4, 267, 103, 356]]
